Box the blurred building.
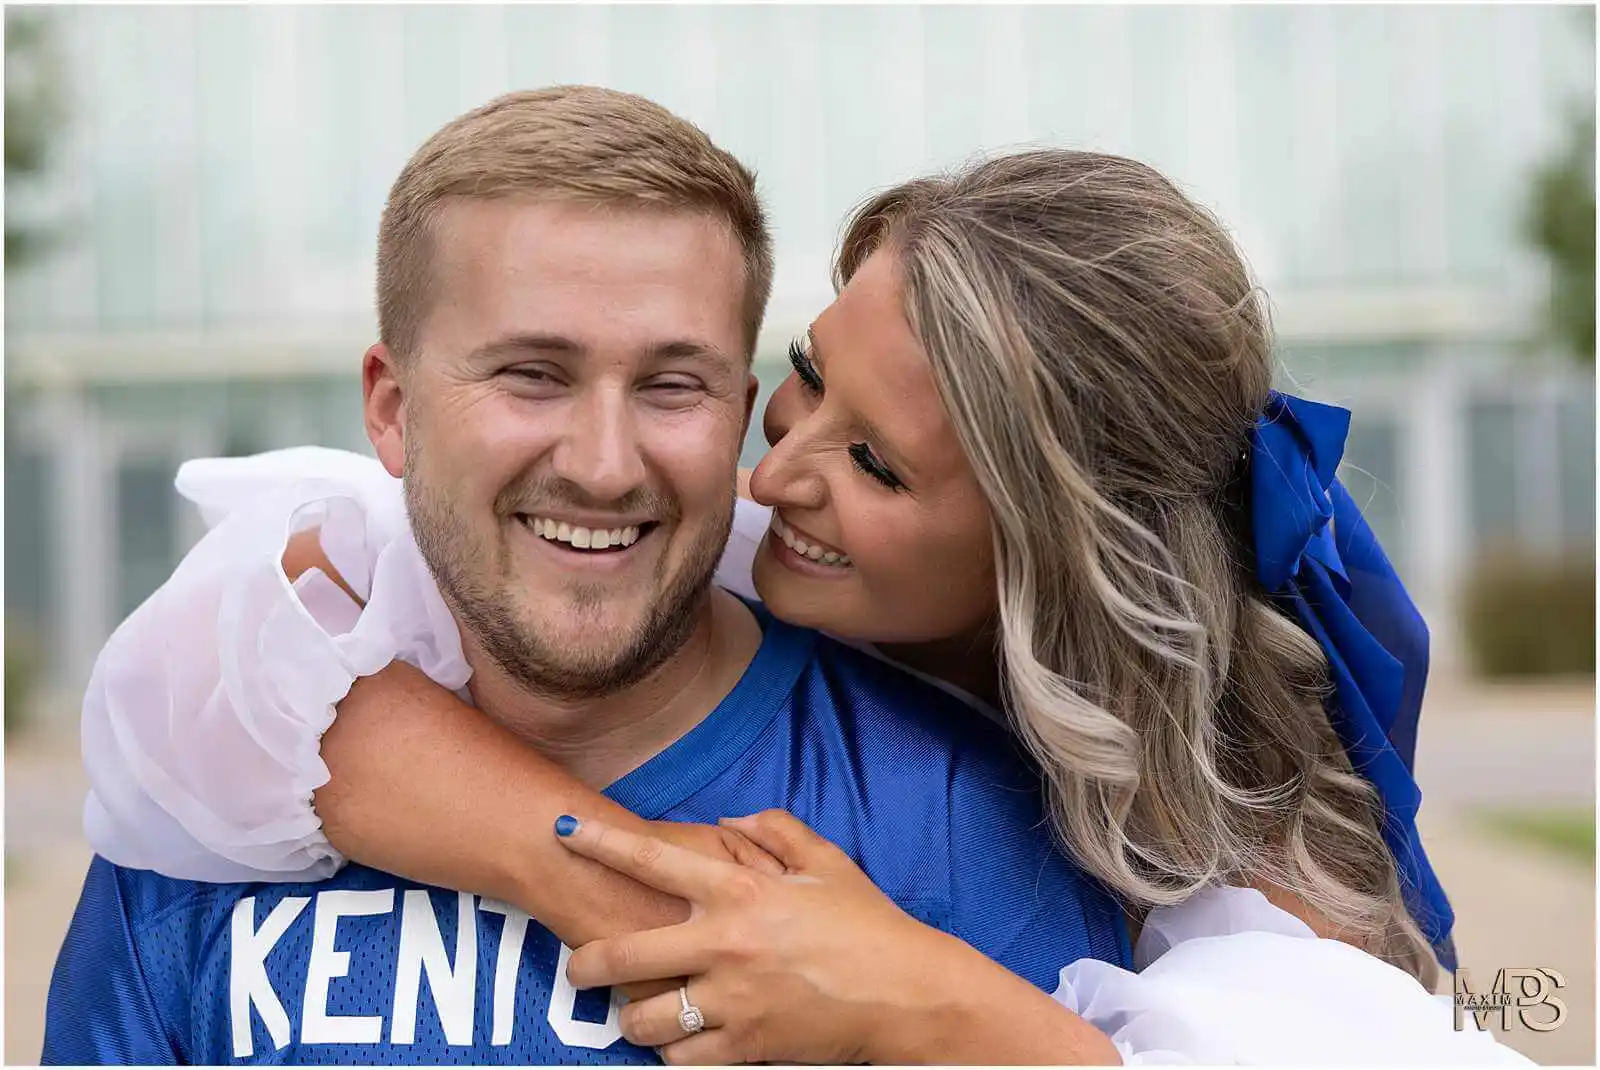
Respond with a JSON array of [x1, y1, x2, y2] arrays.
[[6, 5, 1594, 697]]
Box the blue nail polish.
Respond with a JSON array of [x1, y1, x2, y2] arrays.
[[555, 815, 580, 838]]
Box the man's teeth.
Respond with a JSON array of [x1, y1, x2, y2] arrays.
[[771, 515, 851, 567], [523, 516, 642, 550]]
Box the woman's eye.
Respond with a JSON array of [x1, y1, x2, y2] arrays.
[[848, 442, 906, 492], [787, 338, 824, 395]]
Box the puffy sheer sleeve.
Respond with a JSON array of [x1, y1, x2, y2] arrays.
[[1052, 886, 1530, 1065], [80, 448, 472, 882], [714, 497, 771, 601]]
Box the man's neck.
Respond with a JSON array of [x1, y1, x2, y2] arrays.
[[462, 590, 763, 789]]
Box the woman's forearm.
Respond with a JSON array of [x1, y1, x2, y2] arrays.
[[870, 932, 1122, 1065], [314, 665, 688, 947], [285, 527, 687, 948]]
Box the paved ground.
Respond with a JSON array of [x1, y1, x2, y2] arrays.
[[5, 679, 1594, 1065], [1415, 678, 1595, 809], [1417, 808, 1595, 1066]]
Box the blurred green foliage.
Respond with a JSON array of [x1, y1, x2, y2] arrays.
[[5, 9, 67, 270], [1460, 551, 1596, 677], [1477, 807, 1595, 868], [5, 619, 41, 740], [1522, 8, 1595, 365]]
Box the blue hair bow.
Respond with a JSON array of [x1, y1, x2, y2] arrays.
[[1248, 390, 1455, 970]]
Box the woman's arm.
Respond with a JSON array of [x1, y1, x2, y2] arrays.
[[84, 445, 776, 938], [555, 812, 1122, 1065], [315, 665, 774, 944], [557, 816, 1527, 1067], [284, 530, 777, 949]]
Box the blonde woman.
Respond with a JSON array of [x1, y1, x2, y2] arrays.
[[78, 149, 1519, 1064]]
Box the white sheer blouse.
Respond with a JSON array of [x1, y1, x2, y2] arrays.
[[79, 448, 1526, 1065]]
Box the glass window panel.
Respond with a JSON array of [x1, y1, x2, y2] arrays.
[[1438, 7, 1511, 288], [5, 439, 57, 651], [922, 7, 986, 171], [1233, 6, 1297, 290], [1127, 8, 1190, 179], [1331, 7, 1402, 288], [1339, 412, 1407, 580], [401, 7, 466, 152], [1558, 388, 1595, 546], [709, 6, 777, 176], [115, 454, 180, 619], [302, 6, 366, 262], [1466, 397, 1520, 554], [195, 6, 258, 324]]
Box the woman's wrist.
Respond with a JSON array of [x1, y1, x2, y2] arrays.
[[868, 929, 1122, 1065]]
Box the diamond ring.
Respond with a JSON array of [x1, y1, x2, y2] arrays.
[[677, 984, 706, 1035]]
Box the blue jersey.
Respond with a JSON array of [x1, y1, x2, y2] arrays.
[[43, 606, 1131, 1064]]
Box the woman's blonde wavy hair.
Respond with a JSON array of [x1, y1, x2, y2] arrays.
[[836, 150, 1437, 986]]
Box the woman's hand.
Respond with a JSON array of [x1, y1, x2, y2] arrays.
[[319, 663, 780, 874], [637, 818, 784, 875], [312, 662, 781, 956], [558, 809, 936, 1064], [557, 811, 1119, 1066]]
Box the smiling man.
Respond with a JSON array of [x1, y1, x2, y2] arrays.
[[42, 87, 1129, 1064], [377, 191, 758, 778]]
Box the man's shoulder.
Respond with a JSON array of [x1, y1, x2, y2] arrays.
[[769, 628, 1051, 836], [765, 632, 1132, 976], [97, 855, 401, 933], [795, 630, 1030, 770], [91, 854, 238, 929]]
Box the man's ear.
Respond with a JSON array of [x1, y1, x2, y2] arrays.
[[363, 343, 406, 478]]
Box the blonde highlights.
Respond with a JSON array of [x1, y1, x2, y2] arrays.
[[837, 151, 1437, 986], [377, 86, 773, 361]]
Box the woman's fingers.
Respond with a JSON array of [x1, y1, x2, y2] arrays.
[[720, 809, 849, 873], [618, 982, 717, 1048], [566, 923, 714, 989], [657, 1028, 738, 1067], [555, 816, 740, 901]]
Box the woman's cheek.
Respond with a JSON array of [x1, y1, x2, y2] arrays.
[[892, 528, 995, 635], [763, 375, 805, 447]]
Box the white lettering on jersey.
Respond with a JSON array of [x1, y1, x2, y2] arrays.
[[301, 889, 395, 1045], [547, 942, 625, 1049], [479, 898, 532, 1046], [391, 890, 477, 1045], [229, 895, 310, 1059]]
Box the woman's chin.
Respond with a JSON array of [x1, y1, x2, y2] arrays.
[[752, 545, 873, 639]]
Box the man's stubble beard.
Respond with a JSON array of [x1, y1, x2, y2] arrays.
[[402, 431, 735, 702]]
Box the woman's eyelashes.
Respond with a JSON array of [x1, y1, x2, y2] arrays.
[[789, 337, 906, 492], [787, 338, 824, 394], [848, 442, 906, 492]]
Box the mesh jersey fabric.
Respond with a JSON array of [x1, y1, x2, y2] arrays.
[[44, 603, 1129, 1065]]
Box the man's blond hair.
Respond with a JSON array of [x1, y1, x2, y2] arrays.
[[377, 86, 773, 360]]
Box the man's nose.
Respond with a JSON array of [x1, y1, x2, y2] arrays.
[[550, 386, 649, 502]]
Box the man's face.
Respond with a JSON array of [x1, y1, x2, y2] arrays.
[[366, 198, 755, 698]]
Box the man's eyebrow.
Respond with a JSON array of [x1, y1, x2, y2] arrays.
[[466, 334, 585, 361], [650, 339, 737, 366], [466, 336, 736, 366]]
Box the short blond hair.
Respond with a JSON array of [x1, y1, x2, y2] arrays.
[[377, 86, 773, 360]]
